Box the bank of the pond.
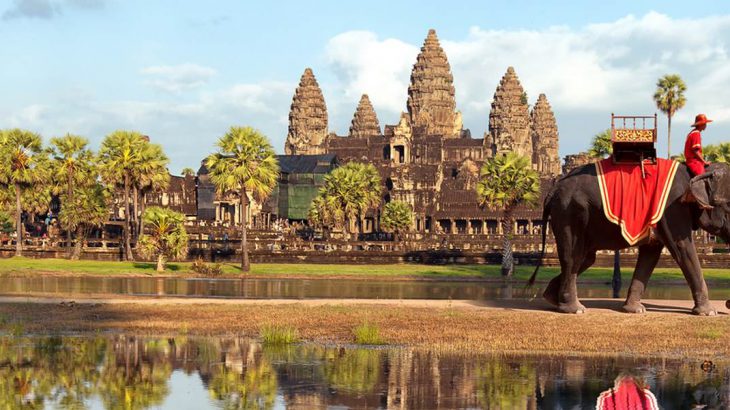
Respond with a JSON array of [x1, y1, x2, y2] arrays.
[[3, 257, 730, 284], [1, 297, 728, 359]]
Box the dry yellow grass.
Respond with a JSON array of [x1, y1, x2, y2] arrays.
[[1, 299, 728, 360]]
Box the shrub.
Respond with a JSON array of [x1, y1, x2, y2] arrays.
[[260, 325, 299, 345], [190, 259, 223, 276], [353, 322, 384, 345]]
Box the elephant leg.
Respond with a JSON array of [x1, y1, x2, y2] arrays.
[[623, 243, 663, 314], [659, 233, 716, 316], [544, 251, 595, 307], [555, 236, 588, 314]]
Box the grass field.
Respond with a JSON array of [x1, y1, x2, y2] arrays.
[[1, 256, 730, 283]]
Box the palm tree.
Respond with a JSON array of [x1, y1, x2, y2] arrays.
[[476, 152, 540, 276], [181, 167, 195, 177], [380, 200, 413, 241], [312, 162, 381, 238], [0, 129, 47, 256], [58, 183, 109, 259], [97, 130, 146, 261], [205, 126, 279, 272], [137, 207, 188, 272], [588, 129, 612, 158], [134, 143, 169, 237], [653, 74, 687, 158], [49, 134, 96, 256]]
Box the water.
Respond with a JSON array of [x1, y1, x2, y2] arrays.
[[0, 335, 727, 409], [1, 276, 730, 300]]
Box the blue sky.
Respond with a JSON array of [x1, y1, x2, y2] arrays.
[[2, 0, 729, 172]]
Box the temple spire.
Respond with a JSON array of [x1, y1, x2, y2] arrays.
[[349, 94, 381, 138], [531, 93, 561, 176], [285, 68, 328, 155], [406, 29, 460, 137], [488, 66, 531, 159]]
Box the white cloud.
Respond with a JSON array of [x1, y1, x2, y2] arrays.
[[325, 31, 419, 120], [2, 0, 106, 19], [323, 12, 730, 156], [140, 63, 218, 93]]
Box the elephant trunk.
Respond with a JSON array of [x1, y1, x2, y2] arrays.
[[527, 186, 554, 287]]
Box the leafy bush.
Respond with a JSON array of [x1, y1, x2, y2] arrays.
[[190, 259, 223, 276], [260, 325, 299, 345], [353, 322, 384, 345]]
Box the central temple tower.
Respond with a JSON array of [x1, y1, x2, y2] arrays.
[[406, 29, 462, 137]]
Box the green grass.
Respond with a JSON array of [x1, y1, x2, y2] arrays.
[[260, 325, 300, 345], [1, 256, 730, 284], [353, 322, 384, 345]]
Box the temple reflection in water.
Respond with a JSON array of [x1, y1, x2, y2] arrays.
[[1, 335, 728, 409]]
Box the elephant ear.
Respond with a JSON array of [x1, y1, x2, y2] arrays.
[[690, 172, 713, 209], [690, 165, 730, 210]]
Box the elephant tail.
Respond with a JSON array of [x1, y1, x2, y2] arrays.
[[527, 188, 553, 288]]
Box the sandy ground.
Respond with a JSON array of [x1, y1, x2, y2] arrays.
[[0, 295, 727, 314]]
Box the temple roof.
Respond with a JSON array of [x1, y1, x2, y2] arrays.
[[285, 68, 328, 155], [276, 154, 337, 174], [349, 94, 381, 138]]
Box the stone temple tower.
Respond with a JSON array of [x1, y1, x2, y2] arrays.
[[530, 93, 561, 177], [349, 94, 381, 138], [406, 29, 462, 137], [285, 68, 328, 155], [487, 67, 531, 159]]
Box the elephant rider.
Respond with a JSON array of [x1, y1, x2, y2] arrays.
[[684, 113, 712, 177]]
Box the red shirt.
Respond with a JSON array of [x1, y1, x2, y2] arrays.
[[684, 129, 705, 175]]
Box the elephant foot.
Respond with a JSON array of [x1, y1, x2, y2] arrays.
[[622, 301, 646, 314], [557, 302, 586, 314], [692, 303, 717, 316], [543, 287, 559, 307]]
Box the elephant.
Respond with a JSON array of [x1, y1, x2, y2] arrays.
[[529, 162, 730, 315]]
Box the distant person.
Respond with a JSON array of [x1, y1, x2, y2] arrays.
[[684, 114, 712, 177]]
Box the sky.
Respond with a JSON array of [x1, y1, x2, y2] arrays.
[[1, 0, 729, 173]]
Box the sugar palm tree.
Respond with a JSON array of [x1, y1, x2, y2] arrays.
[[58, 183, 109, 259], [206, 126, 279, 272], [0, 129, 48, 256], [380, 200, 413, 241], [476, 152, 540, 276], [49, 134, 96, 256], [704, 143, 730, 163], [137, 207, 188, 272], [588, 129, 612, 158], [134, 143, 169, 237], [653, 74, 687, 158], [313, 162, 381, 238], [181, 167, 195, 177], [98, 130, 146, 260]]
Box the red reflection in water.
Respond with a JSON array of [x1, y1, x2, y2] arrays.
[[596, 374, 658, 410]]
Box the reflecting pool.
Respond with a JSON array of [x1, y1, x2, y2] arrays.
[[0, 335, 727, 409], [2, 276, 729, 301]]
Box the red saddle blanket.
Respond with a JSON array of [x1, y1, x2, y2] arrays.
[[596, 158, 679, 245]]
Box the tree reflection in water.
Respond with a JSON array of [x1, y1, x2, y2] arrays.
[[0, 335, 728, 409]]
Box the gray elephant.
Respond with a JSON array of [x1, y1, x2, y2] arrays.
[[530, 162, 730, 315]]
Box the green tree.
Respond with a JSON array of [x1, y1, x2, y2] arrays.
[[588, 129, 612, 159], [181, 167, 195, 177], [0, 129, 48, 256], [134, 143, 170, 238], [653, 74, 687, 157], [704, 143, 730, 163], [310, 162, 382, 238], [58, 183, 110, 259], [98, 130, 147, 261], [380, 200, 412, 241], [49, 134, 97, 256], [137, 207, 188, 272], [476, 153, 540, 276], [205, 126, 279, 272]]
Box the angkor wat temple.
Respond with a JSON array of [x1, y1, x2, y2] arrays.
[[270, 29, 560, 235]]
